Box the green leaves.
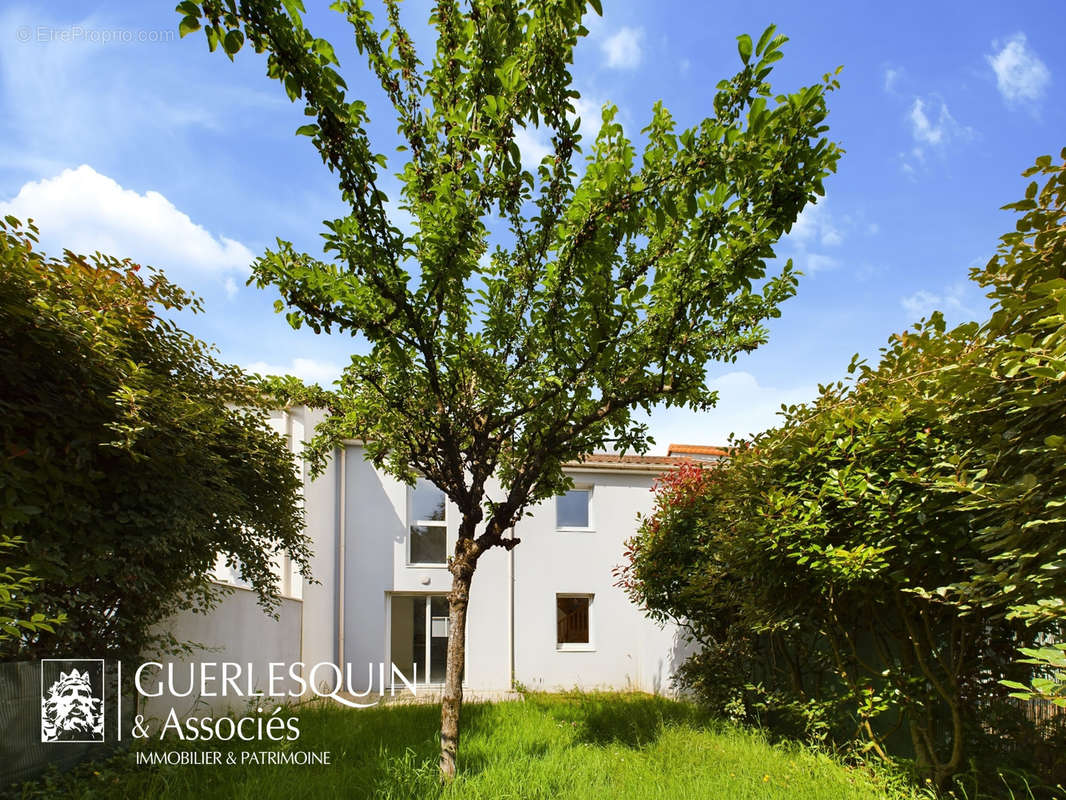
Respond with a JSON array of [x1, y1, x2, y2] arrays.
[[223, 28, 245, 58], [736, 34, 752, 64], [0, 216, 311, 659], [621, 151, 1066, 783], [755, 25, 777, 57], [1001, 643, 1066, 705], [178, 15, 200, 38]]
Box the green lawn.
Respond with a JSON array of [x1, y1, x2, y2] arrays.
[[7, 693, 925, 800]]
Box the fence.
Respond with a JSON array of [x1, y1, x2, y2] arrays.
[[0, 659, 135, 788]]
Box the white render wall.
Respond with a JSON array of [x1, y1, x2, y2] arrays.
[[286, 407, 338, 674], [144, 589, 303, 718], [339, 445, 512, 691], [335, 446, 685, 694], [511, 468, 687, 693]]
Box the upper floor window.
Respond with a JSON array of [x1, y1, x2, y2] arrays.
[[556, 488, 591, 529], [409, 478, 447, 565]]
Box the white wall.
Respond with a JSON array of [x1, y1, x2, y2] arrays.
[[336, 447, 685, 694], [340, 445, 512, 691], [512, 468, 686, 694], [144, 588, 303, 718], [294, 407, 340, 673]]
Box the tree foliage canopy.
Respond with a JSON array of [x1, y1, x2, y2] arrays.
[[184, 0, 840, 549], [620, 151, 1066, 791], [182, 0, 840, 777], [0, 217, 312, 660]]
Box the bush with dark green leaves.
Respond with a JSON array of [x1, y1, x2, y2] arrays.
[[0, 217, 312, 661], [619, 151, 1066, 795]]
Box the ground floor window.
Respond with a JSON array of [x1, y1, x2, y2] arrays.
[[556, 594, 593, 650]]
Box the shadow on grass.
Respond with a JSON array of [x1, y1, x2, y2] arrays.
[[525, 691, 714, 749], [328, 692, 708, 785]]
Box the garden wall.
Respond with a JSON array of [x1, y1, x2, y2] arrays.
[[141, 587, 304, 720]]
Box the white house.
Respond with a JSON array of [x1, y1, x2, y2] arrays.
[[157, 408, 720, 712]]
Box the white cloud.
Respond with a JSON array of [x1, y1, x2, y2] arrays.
[[805, 254, 840, 273], [900, 289, 941, 318], [909, 97, 966, 146], [570, 95, 605, 142], [0, 165, 255, 284], [243, 358, 343, 386], [821, 229, 843, 247], [901, 281, 980, 323], [902, 97, 973, 173], [987, 33, 1050, 106], [514, 92, 605, 169], [679, 58, 691, 76], [601, 27, 643, 70], [786, 200, 844, 274], [790, 201, 843, 248], [513, 126, 552, 171], [883, 67, 901, 93], [642, 372, 818, 450]]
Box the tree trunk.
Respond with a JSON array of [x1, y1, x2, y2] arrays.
[[439, 563, 473, 781]]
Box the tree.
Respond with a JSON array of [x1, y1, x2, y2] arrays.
[[180, 0, 840, 777], [0, 217, 312, 661], [619, 152, 1066, 791]]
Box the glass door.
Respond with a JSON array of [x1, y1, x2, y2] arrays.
[[428, 596, 449, 684], [390, 595, 454, 687]]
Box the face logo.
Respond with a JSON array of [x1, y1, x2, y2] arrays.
[[41, 661, 104, 742]]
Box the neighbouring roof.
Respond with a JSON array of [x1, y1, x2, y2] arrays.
[[564, 447, 727, 472], [666, 443, 731, 459]]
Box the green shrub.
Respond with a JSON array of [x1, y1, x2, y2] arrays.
[[619, 152, 1066, 794], [0, 217, 312, 660]]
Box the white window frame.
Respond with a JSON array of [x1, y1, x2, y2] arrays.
[[556, 486, 594, 532], [555, 593, 595, 652], [407, 479, 449, 567]]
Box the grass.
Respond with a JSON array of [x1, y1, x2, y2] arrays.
[[5, 692, 926, 800]]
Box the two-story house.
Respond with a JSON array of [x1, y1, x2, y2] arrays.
[[160, 408, 720, 711]]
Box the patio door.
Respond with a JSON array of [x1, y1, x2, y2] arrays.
[[390, 595, 451, 686]]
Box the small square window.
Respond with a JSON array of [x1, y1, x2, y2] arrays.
[[556, 489, 590, 529], [556, 595, 592, 647]]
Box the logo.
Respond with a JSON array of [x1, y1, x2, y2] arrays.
[[41, 659, 105, 743]]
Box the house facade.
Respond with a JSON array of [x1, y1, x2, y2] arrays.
[[162, 408, 712, 712]]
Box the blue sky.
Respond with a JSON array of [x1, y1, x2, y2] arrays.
[[1, 1, 1061, 451]]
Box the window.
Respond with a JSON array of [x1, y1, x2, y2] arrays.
[[556, 594, 593, 650], [212, 553, 251, 590], [409, 479, 447, 565], [556, 488, 591, 529]]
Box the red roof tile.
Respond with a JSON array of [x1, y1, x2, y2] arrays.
[[666, 443, 730, 457], [565, 452, 709, 470]]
